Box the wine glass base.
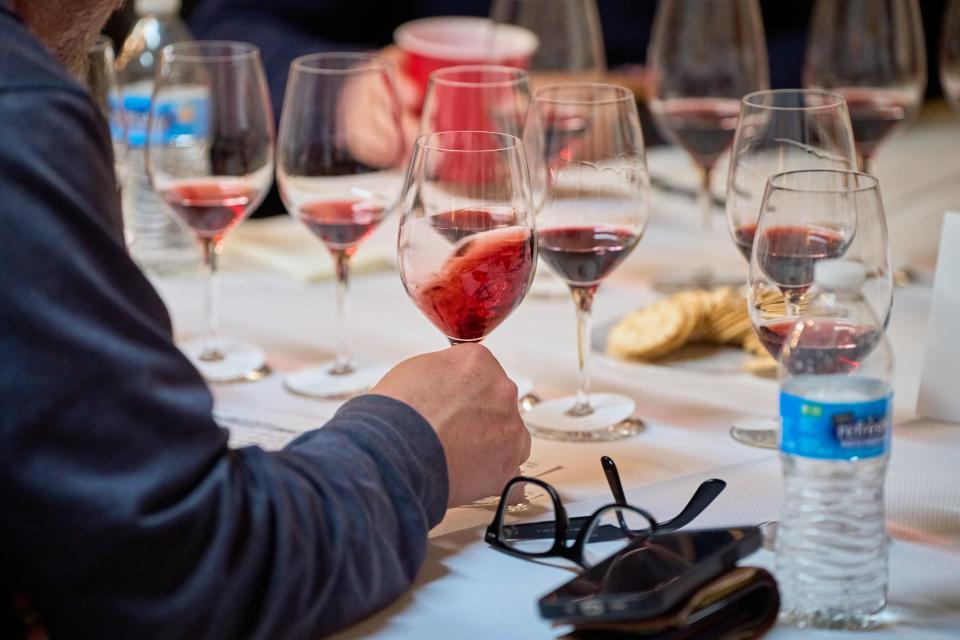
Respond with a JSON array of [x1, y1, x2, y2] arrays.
[[284, 361, 391, 400], [729, 417, 779, 449], [524, 393, 642, 442], [180, 337, 270, 384], [652, 268, 745, 293]]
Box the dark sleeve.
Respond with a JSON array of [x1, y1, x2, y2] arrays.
[[0, 86, 448, 639]]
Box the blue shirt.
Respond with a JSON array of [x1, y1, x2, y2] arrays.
[[0, 5, 448, 638]]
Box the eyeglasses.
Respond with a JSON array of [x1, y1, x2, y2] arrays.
[[485, 456, 726, 568]]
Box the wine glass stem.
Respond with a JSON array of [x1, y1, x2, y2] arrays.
[[785, 292, 802, 319], [696, 166, 714, 282], [568, 285, 596, 417], [200, 238, 223, 362], [858, 153, 872, 175], [331, 251, 354, 376]]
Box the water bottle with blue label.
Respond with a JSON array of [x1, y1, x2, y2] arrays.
[[776, 259, 894, 630], [116, 0, 198, 274]]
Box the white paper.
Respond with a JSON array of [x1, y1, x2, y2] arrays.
[[917, 212, 960, 424]]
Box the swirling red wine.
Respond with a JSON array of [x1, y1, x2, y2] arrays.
[[408, 209, 536, 342]]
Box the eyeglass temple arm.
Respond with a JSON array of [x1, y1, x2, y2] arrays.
[[655, 478, 727, 533], [503, 479, 727, 541]]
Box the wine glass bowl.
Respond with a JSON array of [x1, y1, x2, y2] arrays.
[[398, 131, 537, 345], [277, 52, 406, 398], [727, 89, 857, 264], [147, 41, 275, 382], [804, 0, 927, 173], [524, 83, 649, 441], [748, 169, 892, 361]]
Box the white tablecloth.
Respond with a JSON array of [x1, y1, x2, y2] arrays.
[[153, 102, 960, 639]]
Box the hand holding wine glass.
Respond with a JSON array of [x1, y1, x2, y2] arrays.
[[523, 83, 650, 442], [804, 0, 927, 173], [648, 0, 768, 289], [147, 41, 274, 382], [277, 53, 407, 398]]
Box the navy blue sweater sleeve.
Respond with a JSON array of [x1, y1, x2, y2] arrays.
[[0, 14, 448, 638]]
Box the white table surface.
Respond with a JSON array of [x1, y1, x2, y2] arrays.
[[153, 102, 960, 639]]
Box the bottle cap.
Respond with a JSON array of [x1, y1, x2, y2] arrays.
[[134, 0, 181, 15], [814, 259, 867, 289]]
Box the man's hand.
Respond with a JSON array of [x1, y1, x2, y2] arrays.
[[373, 344, 531, 507]]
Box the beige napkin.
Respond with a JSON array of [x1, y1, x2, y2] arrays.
[[221, 216, 395, 284]]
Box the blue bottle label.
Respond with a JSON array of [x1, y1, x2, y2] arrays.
[[122, 88, 210, 148], [780, 391, 892, 460]]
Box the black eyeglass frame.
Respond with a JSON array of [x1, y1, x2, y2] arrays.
[[484, 457, 727, 568], [485, 476, 660, 567]]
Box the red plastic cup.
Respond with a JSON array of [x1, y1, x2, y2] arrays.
[[394, 16, 539, 108]]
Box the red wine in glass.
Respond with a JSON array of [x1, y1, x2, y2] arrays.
[[160, 181, 258, 240], [539, 225, 640, 287], [429, 207, 523, 244], [298, 199, 385, 255], [658, 98, 741, 169], [756, 225, 848, 292], [733, 222, 757, 261], [757, 317, 879, 371], [408, 223, 536, 342], [838, 88, 909, 160]]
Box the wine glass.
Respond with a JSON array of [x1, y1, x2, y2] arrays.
[[747, 170, 893, 446], [398, 130, 536, 347], [804, 0, 927, 174], [522, 83, 650, 442], [489, 0, 606, 83], [726, 89, 857, 448], [647, 0, 769, 289], [421, 65, 546, 397], [277, 53, 406, 398], [147, 41, 275, 383], [942, 0, 960, 114]]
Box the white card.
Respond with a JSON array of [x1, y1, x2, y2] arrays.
[[917, 212, 960, 424]]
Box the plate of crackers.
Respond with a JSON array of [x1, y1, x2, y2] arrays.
[[593, 287, 778, 376]]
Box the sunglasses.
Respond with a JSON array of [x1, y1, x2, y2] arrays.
[[485, 456, 726, 568]]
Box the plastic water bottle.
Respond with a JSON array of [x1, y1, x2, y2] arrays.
[[775, 259, 894, 630], [116, 0, 197, 274]]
